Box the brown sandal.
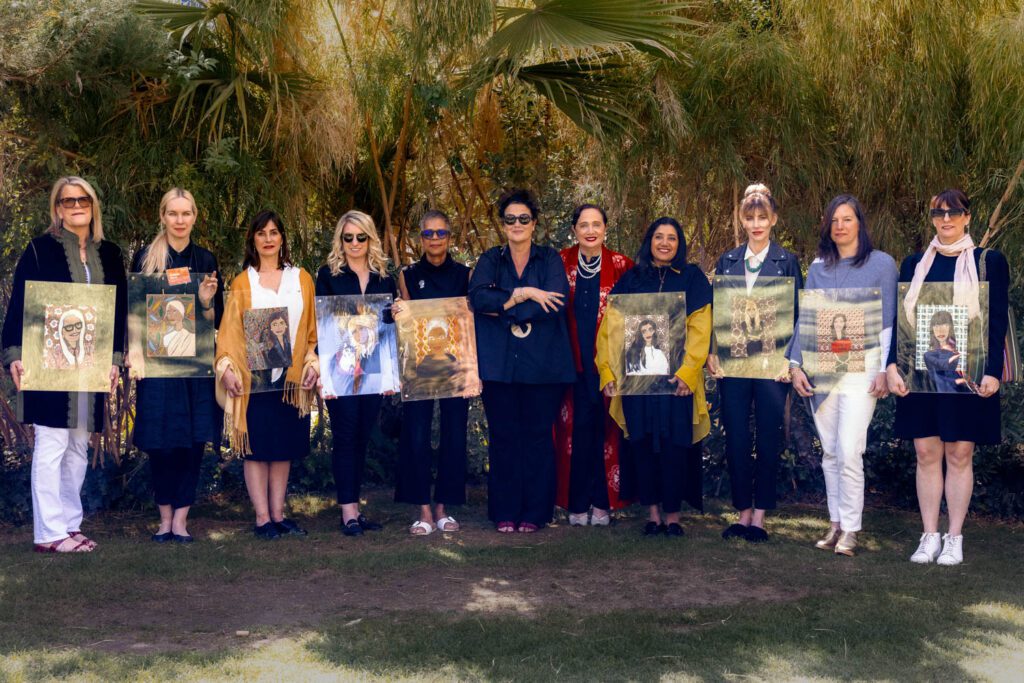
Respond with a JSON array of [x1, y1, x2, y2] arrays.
[[33, 537, 90, 553], [68, 532, 97, 550]]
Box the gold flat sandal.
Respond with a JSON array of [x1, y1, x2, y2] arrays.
[[814, 527, 841, 550], [834, 531, 857, 557]]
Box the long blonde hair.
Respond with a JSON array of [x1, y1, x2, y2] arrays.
[[139, 188, 198, 274], [327, 210, 389, 275], [48, 176, 103, 243]]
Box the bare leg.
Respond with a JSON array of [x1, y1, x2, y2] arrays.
[[341, 502, 360, 524], [750, 508, 766, 529], [171, 506, 190, 536], [157, 504, 173, 534], [268, 461, 291, 523], [419, 504, 435, 525], [244, 461, 271, 526], [944, 441, 975, 536], [648, 504, 661, 524], [664, 511, 681, 526], [914, 437, 944, 534], [737, 507, 753, 526]]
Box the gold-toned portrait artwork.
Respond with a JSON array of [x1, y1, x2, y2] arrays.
[[43, 304, 96, 370], [395, 296, 480, 401], [146, 294, 196, 358]]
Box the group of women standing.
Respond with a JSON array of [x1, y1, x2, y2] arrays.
[[1, 179, 1009, 568]]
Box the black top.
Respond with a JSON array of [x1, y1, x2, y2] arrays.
[[886, 248, 1009, 378], [468, 244, 575, 384], [402, 253, 470, 300], [130, 241, 225, 326], [574, 254, 601, 393], [315, 265, 398, 327], [1, 230, 127, 431], [714, 241, 804, 310]]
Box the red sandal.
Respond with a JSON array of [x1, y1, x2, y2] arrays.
[[517, 522, 539, 533], [496, 521, 516, 534], [33, 537, 90, 553], [68, 531, 97, 550]]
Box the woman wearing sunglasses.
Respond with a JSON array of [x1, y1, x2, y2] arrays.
[[469, 188, 575, 533], [553, 204, 634, 527], [316, 210, 397, 536], [392, 210, 472, 535], [2, 176, 127, 553], [887, 189, 1009, 566]]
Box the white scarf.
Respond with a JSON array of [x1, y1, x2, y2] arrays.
[[903, 233, 979, 328]]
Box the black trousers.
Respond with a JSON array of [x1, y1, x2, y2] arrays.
[[719, 377, 787, 511], [395, 397, 469, 506], [568, 377, 610, 513], [148, 443, 205, 509], [481, 381, 564, 526], [629, 436, 689, 514], [326, 395, 383, 505]]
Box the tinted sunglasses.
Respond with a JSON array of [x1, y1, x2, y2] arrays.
[[342, 233, 369, 243], [63, 322, 83, 332], [929, 208, 967, 219], [502, 213, 534, 226], [58, 196, 93, 209], [421, 229, 450, 239]]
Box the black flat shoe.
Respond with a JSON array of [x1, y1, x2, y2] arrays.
[[642, 521, 661, 536], [744, 525, 769, 543], [356, 514, 382, 531], [666, 522, 685, 537], [722, 523, 749, 540], [172, 533, 194, 544], [275, 518, 307, 536], [151, 532, 173, 543], [254, 522, 280, 540], [342, 519, 364, 537]]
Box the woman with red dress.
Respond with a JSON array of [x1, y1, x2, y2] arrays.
[[554, 204, 634, 526]]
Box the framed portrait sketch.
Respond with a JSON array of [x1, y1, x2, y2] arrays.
[[712, 275, 795, 379], [603, 292, 687, 396], [395, 297, 480, 401], [798, 287, 884, 394], [896, 281, 989, 394], [20, 281, 117, 393], [241, 306, 294, 392], [316, 294, 400, 397], [127, 272, 216, 379]]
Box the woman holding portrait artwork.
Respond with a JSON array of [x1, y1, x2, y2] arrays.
[[596, 217, 712, 538], [789, 195, 898, 557], [393, 209, 473, 535], [316, 210, 397, 537], [470, 189, 575, 533], [554, 204, 634, 527], [887, 189, 1009, 566], [217, 210, 319, 540], [132, 187, 223, 543], [2, 176, 127, 553], [707, 184, 802, 543]]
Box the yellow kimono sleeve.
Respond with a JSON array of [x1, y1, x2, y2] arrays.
[[595, 304, 628, 438], [675, 303, 712, 443]]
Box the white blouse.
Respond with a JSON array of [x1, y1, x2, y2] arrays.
[[247, 266, 303, 383]]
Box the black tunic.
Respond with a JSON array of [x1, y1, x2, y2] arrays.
[[402, 253, 470, 300], [574, 255, 601, 395], [890, 248, 1009, 444], [1, 230, 127, 431], [130, 243, 224, 450]]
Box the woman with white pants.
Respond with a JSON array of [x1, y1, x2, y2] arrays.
[[788, 195, 898, 556], [2, 176, 127, 553]]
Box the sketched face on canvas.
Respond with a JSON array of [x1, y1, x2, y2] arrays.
[[43, 305, 96, 370], [624, 315, 670, 376], [147, 295, 196, 358], [416, 317, 458, 380], [243, 307, 292, 371]]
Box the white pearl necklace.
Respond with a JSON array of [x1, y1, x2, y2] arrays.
[[577, 250, 602, 279]]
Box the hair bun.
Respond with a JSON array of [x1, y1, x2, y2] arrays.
[[743, 183, 772, 198]]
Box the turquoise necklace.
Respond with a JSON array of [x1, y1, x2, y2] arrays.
[[745, 256, 763, 273]]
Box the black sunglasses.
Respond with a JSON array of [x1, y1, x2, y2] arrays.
[[929, 208, 967, 219], [63, 322, 83, 332], [421, 229, 450, 239], [342, 233, 369, 243], [502, 213, 534, 226], [59, 196, 93, 209]]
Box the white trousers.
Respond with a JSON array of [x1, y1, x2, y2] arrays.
[[32, 395, 90, 544], [811, 373, 877, 533]]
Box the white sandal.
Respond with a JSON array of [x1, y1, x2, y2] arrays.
[[409, 520, 434, 536], [436, 516, 460, 532]]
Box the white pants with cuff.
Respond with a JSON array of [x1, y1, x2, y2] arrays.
[[32, 394, 90, 544], [811, 372, 877, 533]]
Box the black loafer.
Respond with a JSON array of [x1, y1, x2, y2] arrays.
[[151, 531, 174, 543], [254, 522, 280, 540], [744, 525, 769, 543], [642, 521, 661, 536], [172, 533, 194, 544], [342, 519, 364, 537], [275, 518, 307, 536], [722, 523, 749, 540], [666, 522, 685, 537], [356, 514, 382, 531]]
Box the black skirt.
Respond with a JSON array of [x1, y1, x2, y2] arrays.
[[894, 392, 1001, 445], [245, 391, 311, 461]]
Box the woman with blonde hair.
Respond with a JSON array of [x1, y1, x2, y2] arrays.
[[2, 176, 127, 553], [316, 209, 398, 536], [131, 188, 223, 543]]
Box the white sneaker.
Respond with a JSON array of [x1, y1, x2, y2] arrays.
[[568, 512, 589, 527], [910, 532, 942, 563], [936, 534, 964, 566]]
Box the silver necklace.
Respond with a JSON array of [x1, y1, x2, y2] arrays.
[[577, 250, 601, 279]]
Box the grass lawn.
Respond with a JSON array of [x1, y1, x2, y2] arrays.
[[1, 491, 1023, 682]]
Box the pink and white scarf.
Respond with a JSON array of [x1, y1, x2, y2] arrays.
[[902, 233, 980, 327]]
